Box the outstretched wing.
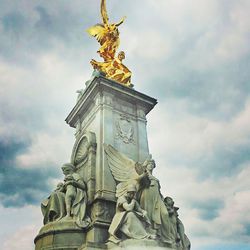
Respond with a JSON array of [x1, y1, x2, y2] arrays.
[[86, 24, 107, 45], [104, 144, 138, 182], [101, 0, 109, 25], [104, 144, 143, 197]]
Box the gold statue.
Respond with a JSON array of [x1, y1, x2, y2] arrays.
[[87, 0, 132, 87]]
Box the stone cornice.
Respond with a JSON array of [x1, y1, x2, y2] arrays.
[[65, 76, 157, 128]]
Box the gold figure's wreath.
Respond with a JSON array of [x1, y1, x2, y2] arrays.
[[87, 0, 132, 87]]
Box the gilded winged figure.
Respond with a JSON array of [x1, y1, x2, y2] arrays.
[[87, 0, 132, 86]]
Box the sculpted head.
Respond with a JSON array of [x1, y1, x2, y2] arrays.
[[55, 182, 64, 191], [108, 24, 119, 36], [164, 196, 174, 207], [147, 160, 156, 171], [118, 51, 125, 61], [144, 159, 156, 172], [164, 197, 175, 216], [61, 163, 75, 176], [57, 182, 64, 188], [143, 155, 156, 172], [126, 184, 137, 200]]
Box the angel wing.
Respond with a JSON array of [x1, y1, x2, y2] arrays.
[[101, 0, 109, 25], [86, 24, 107, 45], [104, 144, 145, 197]]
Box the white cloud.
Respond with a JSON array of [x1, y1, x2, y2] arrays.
[[153, 161, 250, 247], [0, 205, 41, 250], [16, 128, 73, 168], [0, 47, 87, 168], [3, 225, 37, 250], [148, 98, 250, 165]]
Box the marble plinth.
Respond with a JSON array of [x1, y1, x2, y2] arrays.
[[34, 220, 87, 250]]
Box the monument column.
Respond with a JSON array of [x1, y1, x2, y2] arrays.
[[34, 0, 190, 249], [65, 76, 157, 247]]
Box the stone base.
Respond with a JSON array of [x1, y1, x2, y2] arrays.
[[35, 220, 87, 250], [78, 241, 107, 250], [35, 220, 176, 250], [106, 239, 175, 250]]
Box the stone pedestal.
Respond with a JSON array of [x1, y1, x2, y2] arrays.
[[34, 220, 87, 250], [34, 76, 158, 250], [65, 76, 157, 248]]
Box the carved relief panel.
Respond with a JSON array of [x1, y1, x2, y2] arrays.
[[71, 131, 97, 203], [90, 200, 115, 223], [115, 114, 135, 144]]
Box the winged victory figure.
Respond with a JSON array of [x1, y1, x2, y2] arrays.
[[87, 0, 132, 87], [104, 144, 179, 247]]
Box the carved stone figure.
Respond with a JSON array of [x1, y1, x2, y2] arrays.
[[104, 144, 177, 247], [41, 182, 66, 225], [41, 163, 90, 228], [164, 197, 191, 250], [108, 184, 152, 244], [87, 0, 132, 86], [138, 158, 176, 247]]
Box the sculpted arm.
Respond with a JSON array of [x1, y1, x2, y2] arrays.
[[74, 180, 86, 190], [66, 179, 86, 190], [136, 171, 148, 182], [134, 201, 144, 214], [122, 199, 136, 212]]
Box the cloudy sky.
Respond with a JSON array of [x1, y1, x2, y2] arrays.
[[0, 0, 250, 249]]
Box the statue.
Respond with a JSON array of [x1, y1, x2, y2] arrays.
[[164, 197, 191, 250], [41, 163, 90, 228], [108, 184, 153, 244], [137, 157, 177, 247], [104, 144, 177, 247], [41, 182, 66, 224], [87, 0, 132, 87]]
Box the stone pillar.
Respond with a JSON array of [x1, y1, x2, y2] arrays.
[[65, 76, 157, 248]]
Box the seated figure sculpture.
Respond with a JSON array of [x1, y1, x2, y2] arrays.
[[108, 184, 152, 244], [41, 163, 90, 228], [90, 51, 132, 87], [41, 182, 66, 224]]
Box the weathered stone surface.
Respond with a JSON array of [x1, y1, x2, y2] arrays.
[[35, 220, 87, 250], [35, 76, 189, 250], [107, 239, 175, 250], [65, 76, 157, 246]]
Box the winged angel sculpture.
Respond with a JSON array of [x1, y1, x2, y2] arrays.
[[87, 0, 132, 87], [104, 144, 178, 247]]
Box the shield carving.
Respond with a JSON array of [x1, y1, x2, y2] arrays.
[[116, 115, 135, 144]]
